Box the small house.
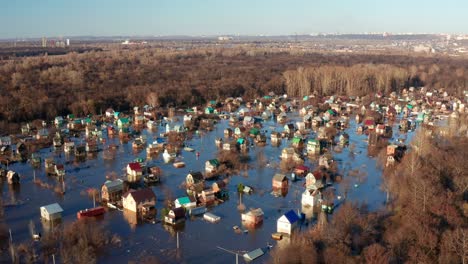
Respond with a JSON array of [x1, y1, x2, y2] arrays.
[[64, 142, 75, 153], [281, 147, 295, 160], [222, 142, 236, 151], [305, 171, 323, 189], [105, 108, 115, 118], [200, 189, 216, 205], [302, 188, 321, 207], [234, 127, 246, 138], [241, 208, 264, 227], [224, 128, 233, 138], [126, 162, 143, 182], [36, 128, 49, 140], [0, 136, 11, 146], [40, 203, 63, 221], [117, 117, 130, 128], [284, 123, 295, 134], [277, 112, 287, 123], [205, 159, 220, 174], [271, 132, 281, 143], [294, 165, 309, 177], [291, 137, 304, 148], [306, 139, 321, 154], [122, 188, 156, 213], [175, 196, 197, 209], [7, 170, 20, 184], [101, 179, 124, 202], [212, 180, 227, 193], [243, 116, 254, 127], [165, 207, 186, 225], [186, 171, 205, 193], [54, 116, 64, 126], [272, 174, 288, 189], [277, 210, 300, 235], [54, 164, 65, 177]]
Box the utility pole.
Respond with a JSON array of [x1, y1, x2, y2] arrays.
[[176, 232, 179, 249]]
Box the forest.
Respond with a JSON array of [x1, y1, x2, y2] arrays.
[[0, 47, 467, 132], [270, 117, 468, 263]]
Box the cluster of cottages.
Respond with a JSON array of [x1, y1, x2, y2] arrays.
[[2, 86, 466, 241]]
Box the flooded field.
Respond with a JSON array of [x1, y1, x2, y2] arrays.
[[1, 111, 416, 263]]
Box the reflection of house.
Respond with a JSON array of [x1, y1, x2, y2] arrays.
[[302, 189, 321, 207], [101, 179, 124, 202], [40, 203, 63, 221], [122, 188, 156, 213], [272, 174, 288, 189], [277, 210, 300, 235], [241, 208, 264, 227], [165, 207, 186, 225]]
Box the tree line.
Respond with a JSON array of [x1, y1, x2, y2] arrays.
[[0, 47, 467, 131]]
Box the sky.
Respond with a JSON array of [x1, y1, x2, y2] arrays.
[[1, 0, 467, 38]]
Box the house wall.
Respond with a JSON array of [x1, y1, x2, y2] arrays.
[[277, 219, 292, 234], [123, 197, 137, 212]]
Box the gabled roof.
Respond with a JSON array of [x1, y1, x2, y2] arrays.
[[208, 159, 220, 167], [128, 162, 142, 172], [41, 203, 63, 215], [170, 207, 186, 218], [273, 174, 287, 182], [283, 210, 300, 224], [292, 137, 302, 144], [188, 171, 204, 181], [103, 179, 124, 192], [177, 196, 192, 205], [123, 188, 156, 203]]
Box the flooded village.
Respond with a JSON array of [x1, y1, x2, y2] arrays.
[[0, 85, 465, 263]]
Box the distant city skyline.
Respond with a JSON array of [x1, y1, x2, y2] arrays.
[[2, 0, 467, 38]]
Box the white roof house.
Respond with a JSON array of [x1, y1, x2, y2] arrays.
[[40, 203, 64, 221]]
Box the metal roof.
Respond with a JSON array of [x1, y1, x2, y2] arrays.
[[41, 203, 63, 215]]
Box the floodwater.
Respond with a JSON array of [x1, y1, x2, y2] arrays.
[[1, 112, 416, 263]]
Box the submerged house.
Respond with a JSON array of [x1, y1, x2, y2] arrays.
[[272, 174, 289, 189], [306, 139, 321, 154], [127, 162, 143, 182], [277, 210, 300, 235], [205, 159, 220, 175], [241, 208, 264, 227], [40, 203, 64, 221], [122, 188, 156, 213], [186, 171, 205, 194], [165, 207, 186, 225], [175, 196, 197, 209], [101, 179, 124, 203], [302, 188, 321, 207]]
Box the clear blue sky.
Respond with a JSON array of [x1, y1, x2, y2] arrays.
[[1, 0, 467, 38]]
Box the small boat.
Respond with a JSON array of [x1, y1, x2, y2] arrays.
[[144, 173, 160, 184], [107, 203, 117, 209], [173, 162, 185, 168], [77, 206, 105, 219], [183, 147, 195, 152], [271, 232, 283, 240]]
